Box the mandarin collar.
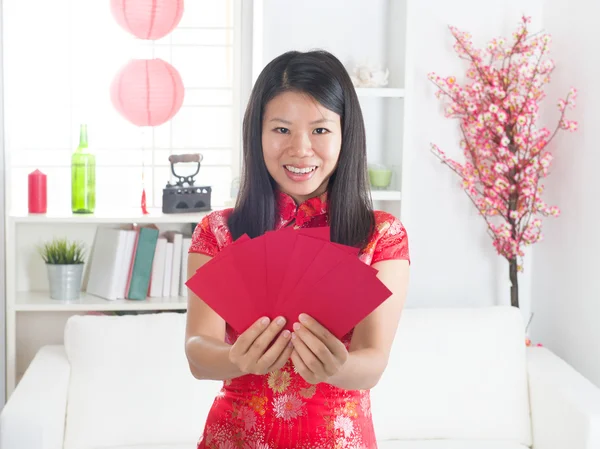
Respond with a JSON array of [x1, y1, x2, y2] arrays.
[[276, 190, 329, 227]]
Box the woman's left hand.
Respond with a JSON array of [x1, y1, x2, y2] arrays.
[[290, 314, 348, 384]]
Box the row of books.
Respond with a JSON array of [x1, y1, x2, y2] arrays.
[[86, 225, 191, 301]]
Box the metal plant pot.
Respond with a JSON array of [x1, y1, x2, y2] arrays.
[[46, 263, 84, 300]]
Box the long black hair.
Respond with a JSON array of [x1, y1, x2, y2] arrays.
[[228, 50, 374, 248]]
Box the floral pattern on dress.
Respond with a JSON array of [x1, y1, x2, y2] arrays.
[[189, 191, 409, 449]]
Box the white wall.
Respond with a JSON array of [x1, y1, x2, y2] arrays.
[[530, 0, 600, 387], [402, 0, 542, 316]]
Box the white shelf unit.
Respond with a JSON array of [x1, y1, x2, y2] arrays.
[[252, 0, 407, 219], [7, 208, 218, 224], [14, 291, 187, 312], [4, 210, 207, 396], [370, 190, 403, 202]]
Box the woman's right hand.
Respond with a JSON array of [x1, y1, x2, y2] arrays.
[[229, 316, 293, 375]]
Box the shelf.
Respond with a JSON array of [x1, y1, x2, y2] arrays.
[[355, 88, 405, 98], [371, 190, 402, 201], [9, 191, 402, 222], [15, 291, 188, 312], [8, 208, 217, 224]]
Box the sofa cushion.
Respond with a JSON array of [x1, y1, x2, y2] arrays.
[[370, 306, 532, 445], [377, 440, 529, 449], [63, 312, 221, 449]]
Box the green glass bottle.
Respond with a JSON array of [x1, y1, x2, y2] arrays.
[[71, 124, 96, 214]]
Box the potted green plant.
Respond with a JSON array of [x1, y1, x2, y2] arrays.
[[37, 237, 86, 300]]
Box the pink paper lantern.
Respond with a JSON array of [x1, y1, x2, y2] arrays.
[[110, 58, 185, 127], [110, 0, 184, 40]]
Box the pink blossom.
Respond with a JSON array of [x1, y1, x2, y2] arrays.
[[429, 15, 577, 268]]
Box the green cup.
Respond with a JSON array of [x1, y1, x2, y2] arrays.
[[368, 166, 393, 189]]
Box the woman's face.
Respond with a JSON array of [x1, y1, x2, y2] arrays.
[[261, 91, 342, 204]]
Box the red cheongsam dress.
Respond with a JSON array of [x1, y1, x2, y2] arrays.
[[189, 191, 410, 449]]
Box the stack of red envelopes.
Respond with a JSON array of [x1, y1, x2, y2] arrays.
[[185, 226, 392, 339]]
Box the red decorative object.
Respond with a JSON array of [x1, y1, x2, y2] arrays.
[[28, 169, 47, 214], [110, 0, 184, 40], [110, 58, 185, 127], [141, 187, 149, 214]]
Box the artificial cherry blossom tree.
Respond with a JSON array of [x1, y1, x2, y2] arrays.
[[428, 16, 577, 308]]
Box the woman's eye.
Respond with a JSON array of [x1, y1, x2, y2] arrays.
[[314, 128, 329, 134], [275, 127, 290, 134]]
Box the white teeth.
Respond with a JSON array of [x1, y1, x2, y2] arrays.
[[285, 166, 316, 174]]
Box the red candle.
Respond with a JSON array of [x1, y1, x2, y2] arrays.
[[28, 169, 47, 214]]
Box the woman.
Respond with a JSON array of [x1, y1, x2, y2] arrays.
[[185, 49, 410, 449]]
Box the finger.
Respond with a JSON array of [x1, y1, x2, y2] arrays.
[[246, 316, 287, 360], [257, 329, 292, 370], [268, 341, 294, 373], [291, 349, 317, 384], [291, 331, 327, 380], [298, 314, 347, 359], [293, 323, 337, 372], [231, 316, 270, 357]]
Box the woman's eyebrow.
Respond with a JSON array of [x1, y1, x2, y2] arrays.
[[309, 118, 335, 125], [268, 118, 334, 125], [269, 118, 293, 125]]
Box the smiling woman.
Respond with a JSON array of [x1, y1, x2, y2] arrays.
[[185, 49, 410, 449]]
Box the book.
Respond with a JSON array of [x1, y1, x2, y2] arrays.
[[86, 227, 129, 300], [125, 226, 159, 300], [148, 237, 167, 298]]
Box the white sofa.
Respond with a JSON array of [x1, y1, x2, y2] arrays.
[[1, 307, 599, 449]]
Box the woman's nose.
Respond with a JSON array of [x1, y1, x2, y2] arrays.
[[288, 132, 313, 156]]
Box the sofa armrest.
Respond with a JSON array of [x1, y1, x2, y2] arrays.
[[0, 345, 71, 449], [527, 347, 600, 449]]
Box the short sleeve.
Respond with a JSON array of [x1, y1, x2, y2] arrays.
[[371, 212, 410, 265], [189, 214, 219, 257]]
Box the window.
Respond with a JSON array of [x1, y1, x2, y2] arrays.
[[3, 0, 241, 212]]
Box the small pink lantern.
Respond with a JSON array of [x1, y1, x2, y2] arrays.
[[110, 0, 184, 40], [110, 58, 185, 127]]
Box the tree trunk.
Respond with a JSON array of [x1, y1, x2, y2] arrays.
[[506, 143, 520, 308], [509, 257, 519, 308]]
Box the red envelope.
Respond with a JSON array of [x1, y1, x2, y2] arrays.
[[275, 234, 327, 308], [281, 258, 392, 339], [204, 233, 250, 264], [230, 235, 267, 312], [285, 243, 350, 301], [185, 255, 258, 334], [296, 226, 330, 241], [297, 226, 360, 256], [193, 233, 250, 275], [264, 228, 296, 310]]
